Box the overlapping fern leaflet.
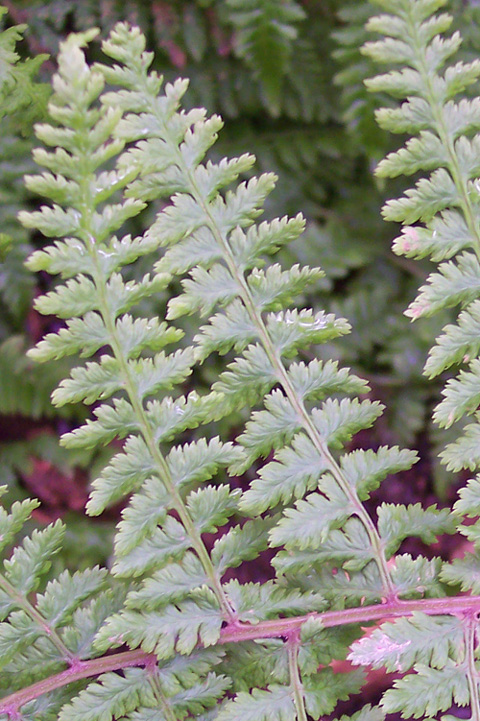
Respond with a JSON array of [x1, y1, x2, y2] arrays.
[[0, 485, 122, 719], [349, 0, 480, 717]]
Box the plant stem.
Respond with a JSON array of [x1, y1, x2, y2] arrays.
[[288, 639, 308, 721], [0, 649, 152, 716], [3, 595, 480, 716], [463, 612, 480, 721], [220, 595, 480, 643]]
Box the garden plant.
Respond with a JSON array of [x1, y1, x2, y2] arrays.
[[3, 0, 480, 719]]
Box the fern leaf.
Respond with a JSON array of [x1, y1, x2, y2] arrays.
[[393, 553, 445, 599], [286, 359, 369, 403], [349, 612, 464, 672], [339, 446, 418, 499], [186, 486, 240, 534], [453, 474, 480, 517], [392, 211, 472, 262], [269, 477, 353, 550], [405, 253, 480, 320], [3, 521, 64, 596], [212, 344, 276, 406], [381, 662, 469, 718], [228, 215, 306, 271], [112, 478, 170, 560], [87, 436, 157, 516], [240, 432, 326, 514], [424, 299, 480, 376], [247, 264, 324, 312], [217, 685, 296, 721], [167, 439, 245, 491], [265, 309, 351, 356], [439, 416, 480, 471], [0, 612, 47, 670], [62, 398, 139, 449], [211, 519, 273, 574], [223, 580, 326, 623], [95, 593, 223, 658], [377, 503, 455, 557], [0, 498, 40, 556], [376, 131, 448, 177], [194, 300, 258, 361], [273, 517, 375, 575], [126, 553, 209, 610], [167, 672, 231, 718], [112, 517, 191, 578], [167, 264, 240, 319], [433, 359, 480, 427], [145, 392, 226, 441], [58, 668, 157, 721], [234, 390, 301, 471], [303, 668, 365, 717], [311, 398, 384, 450], [35, 568, 107, 627]]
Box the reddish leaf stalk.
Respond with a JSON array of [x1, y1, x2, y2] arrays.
[[1, 595, 479, 716]]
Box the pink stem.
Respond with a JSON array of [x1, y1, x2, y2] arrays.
[[219, 595, 480, 643], [0, 650, 153, 716], [2, 595, 479, 716]]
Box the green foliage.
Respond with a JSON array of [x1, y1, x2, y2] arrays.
[[221, 0, 306, 116], [2, 2, 480, 721]]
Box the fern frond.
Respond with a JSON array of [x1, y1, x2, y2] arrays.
[[364, 1, 480, 716], [349, 612, 464, 672], [22, 29, 245, 654], [63, 24, 462, 716]]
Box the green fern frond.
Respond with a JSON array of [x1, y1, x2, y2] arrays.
[[14, 10, 472, 720], [363, 1, 480, 716]]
